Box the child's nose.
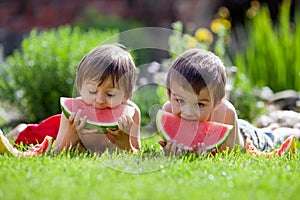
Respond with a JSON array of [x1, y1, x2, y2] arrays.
[[181, 105, 195, 116], [95, 94, 106, 103]]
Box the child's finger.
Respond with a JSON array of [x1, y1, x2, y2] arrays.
[[176, 143, 184, 156], [74, 109, 82, 125], [106, 127, 118, 135], [69, 112, 75, 122], [163, 141, 172, 154], [78, 115, 87, 128], [117, 116, 127, 130], [74, 115, 86, 133], [170, 140, 178, 155], [105, 133, 116, 144], [197, 143, 207, 156], [117, 115, 133, 133]]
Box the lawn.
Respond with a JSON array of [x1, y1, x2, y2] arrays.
[[0, 135, 299, 200]]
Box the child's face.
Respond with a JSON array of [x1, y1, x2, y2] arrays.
[[169, 82, 217, 121], [79, 78, 128, 109]]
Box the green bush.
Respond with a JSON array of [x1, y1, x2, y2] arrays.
[[132, 85, 162, 133], [229, 72, 266, 122], [0, 26, 118, 122], [234, 0, 300, 92]]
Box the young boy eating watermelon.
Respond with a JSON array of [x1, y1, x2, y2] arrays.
[[52, 44, 141, 153], [2, 44, 141, 154], [158, 48, 298, 156]]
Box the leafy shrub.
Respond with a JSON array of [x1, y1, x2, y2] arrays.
[[229, 72, 266, 122], [234, 0, 300, 92], [133, 61, 168, 133], [0, 26, 118, 122]]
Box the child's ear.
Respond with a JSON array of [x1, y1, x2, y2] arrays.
[[78, 87, 83, 96], [167, 89, 171, 101], [213, 100, 222, 110], [122, 95, 129, 103]]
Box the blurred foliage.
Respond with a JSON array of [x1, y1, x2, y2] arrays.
[[0, 26, 118, 123], [133, 61, 168, 133], [74, 7, 157, 67], [168, 20, 231, 65], [132, 84, 162, 133], [74, 7, 142, 32], [229, 73, 267, 122], [234, 0, 300, 92]]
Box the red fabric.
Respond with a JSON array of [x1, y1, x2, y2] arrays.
[[14, 114, 61, 145]]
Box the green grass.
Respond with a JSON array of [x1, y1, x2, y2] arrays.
[[1, 136, 299, 200]]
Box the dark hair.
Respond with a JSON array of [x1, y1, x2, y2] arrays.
[[76, 44, 137, 98], [166, 48, 226, 104]]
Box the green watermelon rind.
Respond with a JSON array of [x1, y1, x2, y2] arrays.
[[156, 109, 233, 151], [60, 97, 132, 134]]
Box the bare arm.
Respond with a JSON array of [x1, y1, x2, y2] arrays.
[[128, 101, 141, 150], [105, 101, 141, 152], [52, 112, 82, 153], [210, 99, 245, 150]]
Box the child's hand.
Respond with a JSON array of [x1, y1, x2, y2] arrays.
[[105, 115, 133, 151], [159, 140, 208, 156], [69, 109, 98, 137], [192, 143, 207, 156], [159, 140, 185, 156], [117, 115, 133, 134]]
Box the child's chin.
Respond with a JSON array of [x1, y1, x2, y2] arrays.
[[94, 105, 109, 109]]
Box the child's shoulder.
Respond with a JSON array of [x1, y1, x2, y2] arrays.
[[124, 100, 141, 113], [162, 101, 171, 112], [211, 99, 237, 125], [219, 99, 236, 112]]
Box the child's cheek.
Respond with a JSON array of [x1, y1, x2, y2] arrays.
[[171, 105, 180, 116]]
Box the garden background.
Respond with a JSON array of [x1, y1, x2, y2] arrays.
[[0, 0, 300, 199]]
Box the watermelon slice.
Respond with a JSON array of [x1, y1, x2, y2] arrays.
[[246, 135, 297, 157], [60, 97, 135, 134], [0, 130, 52, 157], [156, 110, 233, 150]]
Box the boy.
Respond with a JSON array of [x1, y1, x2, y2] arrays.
[[53, 44, 141, 153], [159, 48, 273, 156], [2, 44, 141, 154]]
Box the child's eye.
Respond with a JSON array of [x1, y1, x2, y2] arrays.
[[107, 93, 115, 97], [89, 91, 97, 95], [197, 103, 204, 108], [177, 99, 184, 104]]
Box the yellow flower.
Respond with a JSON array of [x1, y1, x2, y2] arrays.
[[246, 1, 260, 19], [251, 0, 260, 9], [188, 36, 198, 48], [217, 6, 230, 19], [194, 28, 213, 45], [210, 19, 231, 33]]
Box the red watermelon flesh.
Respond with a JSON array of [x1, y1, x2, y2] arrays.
[[246, 135, 297, 157], [156, 110, 233, 150], [276, 135, 297, 155], [0, 130, 52, 157], [21, 136, 53, 157], [60, 97, 135, 134]]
